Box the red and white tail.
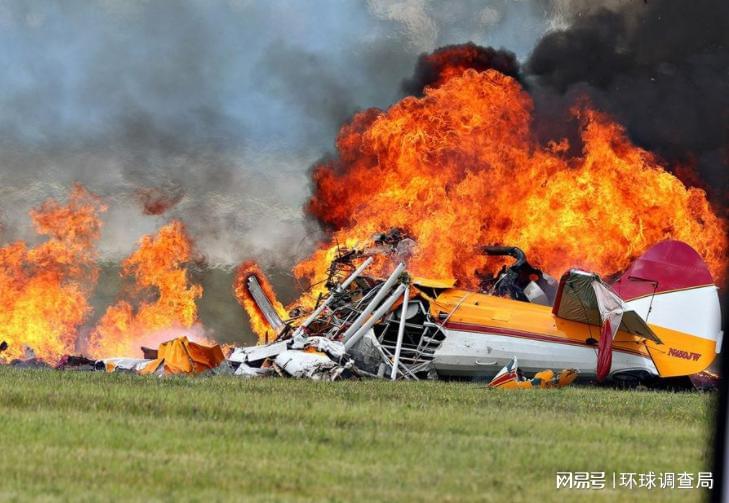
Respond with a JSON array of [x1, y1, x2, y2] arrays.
[[612, 240, 722, 354]]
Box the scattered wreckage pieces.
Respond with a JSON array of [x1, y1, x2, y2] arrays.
[[2, 345, 51, 369], [321, 262, 428, 380], [340, 262, 406, 344], [233, 253, 428, 381], [689, 370, 720, 391], [487, 357, 578, 389], [233, 362, 276, 378], [101, 337, 226, 376], [246, 275, 286, 334], [138, 337, 225, 375], [228, 341, 288, 365], [268, 250, 447, 380], [344, 283, 407, 350], [391, 285, 410, 380], [290, 256, 375, 339], [228, 336, 353, 380], [274, 350, 348, 381], [56, 355, 101, 371], [102, 358, 151, 373]]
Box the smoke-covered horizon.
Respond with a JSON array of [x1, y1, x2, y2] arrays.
[[2, 0, 727, 345], [0, 0, 557, 270], [2, 0, 726, 269]]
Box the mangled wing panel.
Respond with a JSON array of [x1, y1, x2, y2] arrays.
[[186, 340, 225, 372], [552, 269, 660, 344], [139, 337, 225, 375], [163, 338, 195, 373]]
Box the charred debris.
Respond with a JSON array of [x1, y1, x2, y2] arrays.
[[229, 229, 559, 382], [1, 228, 717, 391]]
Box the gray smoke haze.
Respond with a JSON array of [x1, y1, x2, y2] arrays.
[[12, 0, 722, 270], [0, 0, 555, 272], [0, 0, 561, 342], [527, 0, 729, 201], [17, 0, 725, 343]]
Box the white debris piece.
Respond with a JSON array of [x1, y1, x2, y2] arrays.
[[312, 338, 346, 361], [274, 349, 342, 380], [233, 362, 276, 378], [290, 336, 347, 361], [228, 340, 288, 364], [101, 358, 152, 372]]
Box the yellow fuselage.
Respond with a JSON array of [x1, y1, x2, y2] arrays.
[[428, 289, 715, 378]]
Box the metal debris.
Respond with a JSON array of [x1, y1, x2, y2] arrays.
[[225, 234, 444, 381]]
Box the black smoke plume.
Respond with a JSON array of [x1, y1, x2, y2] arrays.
[[527, 0, 729, 203], [402, 43, 521, 96]]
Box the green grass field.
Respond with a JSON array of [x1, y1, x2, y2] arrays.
[[0, 367, 715, 502]]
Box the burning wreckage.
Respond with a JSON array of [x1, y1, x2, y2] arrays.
[[229, 231, 722, 387], [2, 231, 720, 389]]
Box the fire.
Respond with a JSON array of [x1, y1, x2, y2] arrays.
[[0, 187, 209, 363], [234, 261, 287, 343], [0, 185, 106, 363], [87, 220, 205, 358], [296, 68, 728, 294], [404, 43, 520, 95]]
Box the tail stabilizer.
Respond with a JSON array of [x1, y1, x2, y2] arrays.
[[645, 326, 717, 377], [613, 240, 722, 376]]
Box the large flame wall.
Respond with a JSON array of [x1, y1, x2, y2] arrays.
[[0, 189, 205, 363], [0, 185, 106, 362], [296, 69, 727, 294], [86, 221, 204, 359], [0, 68, 726, 361]]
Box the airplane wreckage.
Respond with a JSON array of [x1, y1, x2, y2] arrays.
[[229, 231, 722, 388], [10, 231, 719, 389]]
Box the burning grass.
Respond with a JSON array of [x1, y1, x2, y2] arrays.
[[0, 367, 713, 502]]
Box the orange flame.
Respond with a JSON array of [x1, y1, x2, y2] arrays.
[[296, 69, 728, 294], [0, 185, 106, 363], [87, 220, 205, 358], [233, 261, 287, 344]]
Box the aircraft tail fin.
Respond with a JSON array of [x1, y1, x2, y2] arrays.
[[612, 240, 722, 363]]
